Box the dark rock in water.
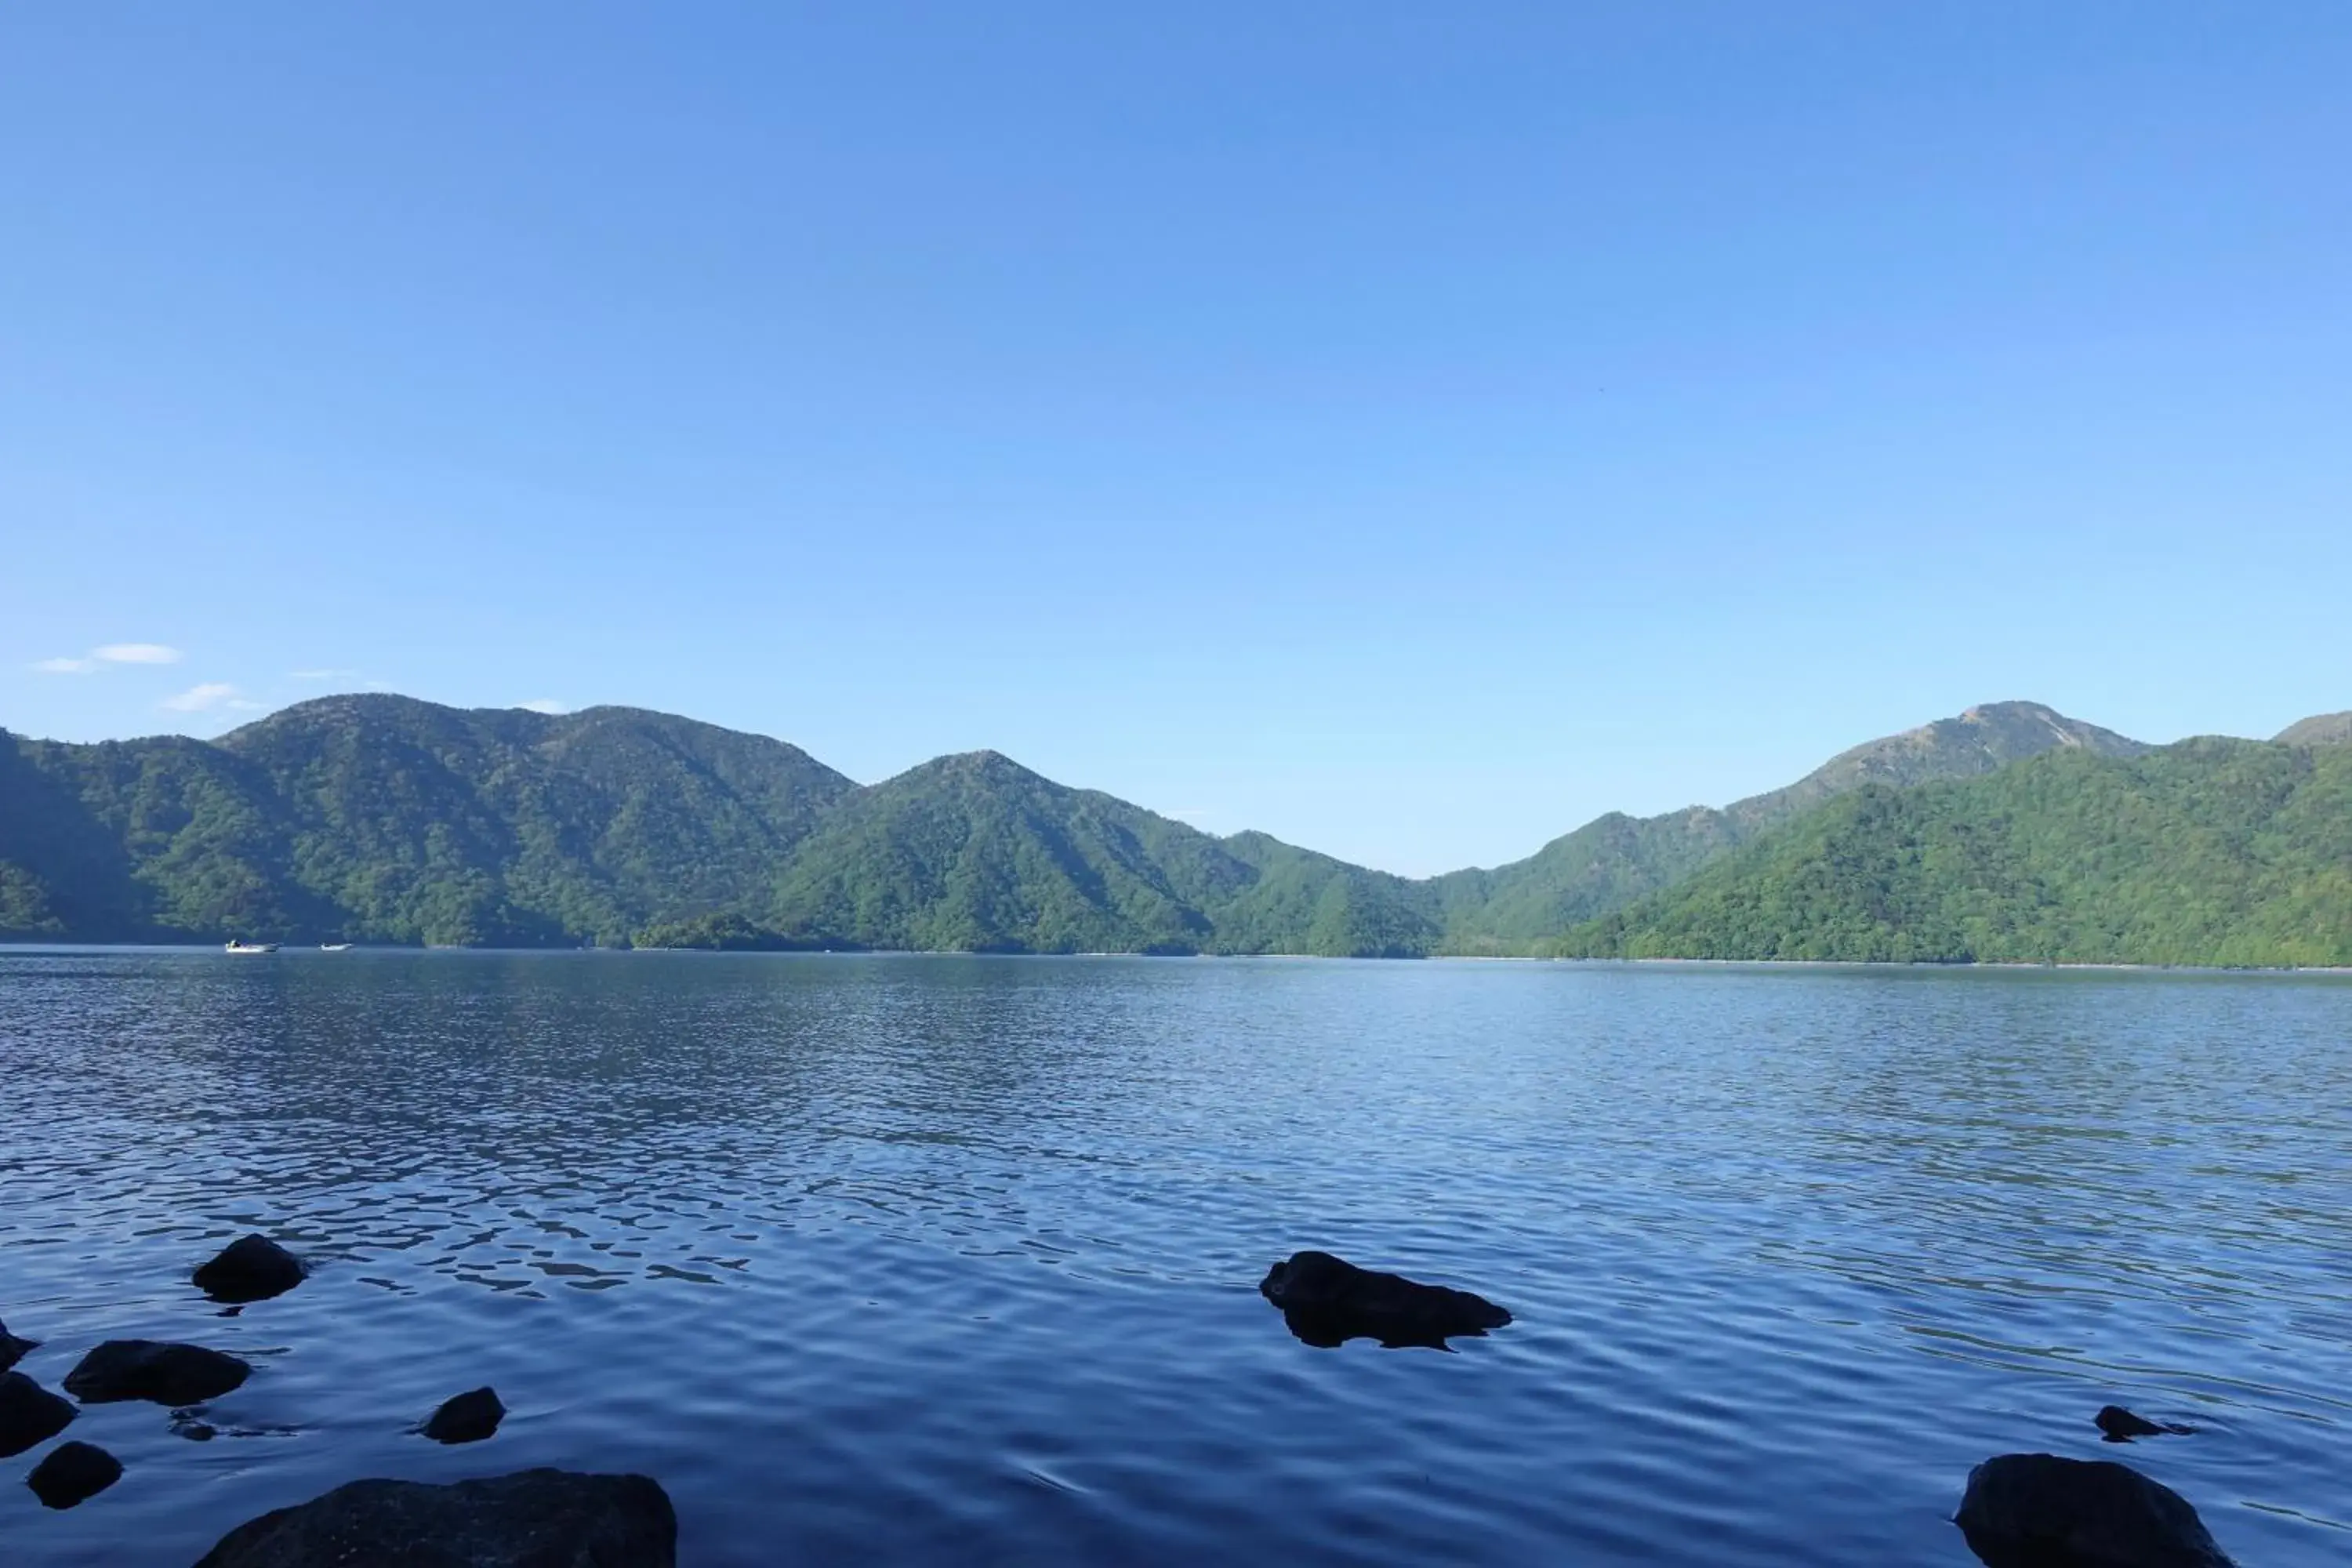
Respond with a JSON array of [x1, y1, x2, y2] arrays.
[[0, 1371, 77, 1457], [193, 1468, 677, 1568], [27, 1440, 122, 1510], [0, 1316, 37, 1373], [422, 1386, 506, 1444], [193, 1234, 307, 1304], [64, 1341, 250, 1406], [1259, 1250, 1512, 1349], [1956, 1452, 2234, 1567], [172, 1417, 219, 1442], [2096, 1404, 2196, 1442]]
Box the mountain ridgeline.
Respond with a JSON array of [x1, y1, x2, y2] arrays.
[[2, 695, 2345, 963], [1562, 736, 2352, 966], [0, 695, 1435, 955], [1429, 701, 2150, 950], [0, 699, 854, 948]]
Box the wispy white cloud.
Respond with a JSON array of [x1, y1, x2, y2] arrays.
[[161, 682, 261, 713], [33, 642, 184, 674], [516, 699, 569, 715], [93, 643, 183, 666]]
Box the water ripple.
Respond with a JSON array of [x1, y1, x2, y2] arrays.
[[1, 952, 2347, 1564]]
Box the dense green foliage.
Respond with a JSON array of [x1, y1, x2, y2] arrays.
[[4, 694, 2343, 962], [1432, 701, 2147, 952], [633, 913, 840, 951], [1, 696, 852, 946], [0, 699, 1435, 955], [763, 753, 1436, 956], [1562, 739, 2352, 965], [1429, 808, 1744, 953]]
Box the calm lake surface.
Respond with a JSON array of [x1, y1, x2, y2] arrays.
[[2, 952, 2347, 1566]]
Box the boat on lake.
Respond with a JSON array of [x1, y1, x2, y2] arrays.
[[320, 942, 354, 952], [224, 940, 280, 954]]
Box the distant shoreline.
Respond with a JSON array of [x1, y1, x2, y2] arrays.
[[9, 691, 2345, 972], [2, 942, 2347, 976]]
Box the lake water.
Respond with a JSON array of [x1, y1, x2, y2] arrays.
[[2, 951, 2348, 1566]]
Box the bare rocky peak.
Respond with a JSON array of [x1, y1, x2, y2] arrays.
[[1726, 700, 2149, 826], [2274, 710, 2352, 748]]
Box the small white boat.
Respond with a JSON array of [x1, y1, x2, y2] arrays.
[[224, 941, 280, 955], [320, 943, 353, 953]]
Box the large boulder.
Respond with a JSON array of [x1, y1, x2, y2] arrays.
[[27, 1440, 122, 1509], [1259, 1250, 1512, 1349], [1956, 1453, 2235, 1567], [64, 1340, 250, 1406], [193, 1468, 677, 1568], [193, 1235, 308, 1304], [0, 1315, 36, 1373], [0, 1370, 76, 1457], [422, 1387, 506, 1444]]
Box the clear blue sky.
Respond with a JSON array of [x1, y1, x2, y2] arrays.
[[4, 4, 2347, 876]]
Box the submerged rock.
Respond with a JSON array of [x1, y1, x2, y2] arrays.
[[1956, 1452, 2234, 1567], [193, 1235, 307, 1304], [27, 1440, 122, 1509], [193, 1468, 677, 1568], [1259, 1250, 1512, 1349], [171, 1417, 219, 1442], [64, 1341, 249, 1406], [2096, 1405, 2196, 1442], [0, 1316, 36, 1373], [421, 1386, 506, 1444], [0, 1370, 77, 1457]]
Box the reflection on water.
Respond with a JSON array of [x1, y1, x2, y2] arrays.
[[1, 952, 2348, 1564]]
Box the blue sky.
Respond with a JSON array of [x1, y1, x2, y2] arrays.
[[4, 4, 2347, 876]]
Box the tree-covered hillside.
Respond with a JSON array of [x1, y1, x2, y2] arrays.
[[1, 696, 854, 946], [0, 701, 1437, 955], [1433, 701, 2146, 952], [1561, 738, 2352, 966], [763, 752, 1437, 956], [5, 694, 2344, 962]]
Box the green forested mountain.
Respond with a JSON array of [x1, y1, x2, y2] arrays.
[[0, 698, 1437, 954], [1562, 737, 2352, 965], [3, 694, 2345, 961], [0, 695, 853, 946], [1431, 701, 2147, 951], [761, 750, 1437, 956]]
